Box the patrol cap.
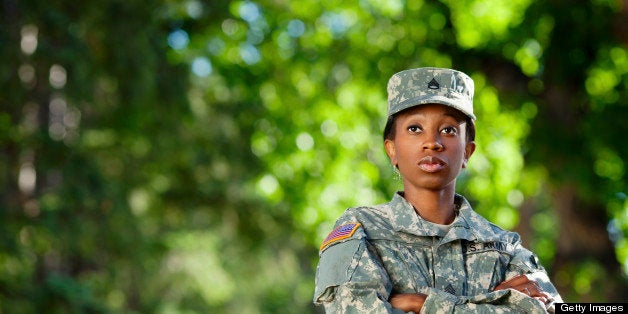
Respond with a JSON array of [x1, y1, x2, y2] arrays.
[[387, 67, 476, 120]]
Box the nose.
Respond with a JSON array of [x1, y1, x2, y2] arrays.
[[423, 133, 444, 151]]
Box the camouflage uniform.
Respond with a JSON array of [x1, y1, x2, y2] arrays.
[[313, 193, 563, 313], [314, 68, 563, 313]]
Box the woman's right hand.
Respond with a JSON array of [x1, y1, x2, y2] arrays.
[[389, 293, 427, 313]]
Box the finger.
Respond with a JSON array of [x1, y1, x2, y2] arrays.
[[528, 281, 541, 291], [520, 284, 550, 303], [534, 290, 550, 301], [534, 296, 548, 304], [494, 274, 530, 290], [526, 284, 548, 297], [497, 283, 551, 305], [506, 274, 531, 287]]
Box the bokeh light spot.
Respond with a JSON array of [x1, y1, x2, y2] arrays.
[[168, 29, 190, 50], [192, 57, 212, 77], [296, 132, 314, 151]]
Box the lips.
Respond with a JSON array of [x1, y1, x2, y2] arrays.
[[418, 156, 446, 173]]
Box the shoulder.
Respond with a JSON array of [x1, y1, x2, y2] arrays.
[[319, 222, 364, 252], [459, 199, 522, 245], [462, 204, 544, 263], [320, 203, 395, 250], [482, 216, 522, 244], [314, 208, 383, 303]]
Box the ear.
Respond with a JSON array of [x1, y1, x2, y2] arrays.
[[384, 139, 397, 167], [462, 141, 476, 168]]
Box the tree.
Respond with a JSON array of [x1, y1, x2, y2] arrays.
[[1, 0, 626, 312]]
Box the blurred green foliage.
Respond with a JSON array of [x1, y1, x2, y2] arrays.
[[1, 0, 627, 312]]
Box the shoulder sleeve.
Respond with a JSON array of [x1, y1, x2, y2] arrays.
[[313, 223, 405, 313], [314, 226, 364, 303]]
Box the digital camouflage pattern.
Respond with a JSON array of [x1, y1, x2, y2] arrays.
[[314, 193, 563, 313], [387, 67, 476, 120]]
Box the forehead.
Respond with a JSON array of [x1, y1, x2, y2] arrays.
[[396, 103, 467, 121]]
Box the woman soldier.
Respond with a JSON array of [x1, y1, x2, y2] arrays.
[[314, 67, 563, 313]]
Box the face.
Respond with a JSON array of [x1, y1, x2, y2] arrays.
[[384, 104, 476, 193]]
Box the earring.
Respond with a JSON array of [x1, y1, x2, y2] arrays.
[[392, 164, 402, 181]]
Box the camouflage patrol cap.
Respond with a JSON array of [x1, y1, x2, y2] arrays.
[[387, 67, 476, 120]]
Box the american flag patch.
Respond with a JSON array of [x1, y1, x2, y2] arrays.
[[320, 223, 361, 251]]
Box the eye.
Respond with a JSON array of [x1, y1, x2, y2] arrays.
[[441, 126, 458, 135], [407, 125, 422, 133]]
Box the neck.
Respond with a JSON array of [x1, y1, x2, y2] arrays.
[[402, 188, 456, 225]]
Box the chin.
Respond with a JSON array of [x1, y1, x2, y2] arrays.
[[404, 179, 456, 191]]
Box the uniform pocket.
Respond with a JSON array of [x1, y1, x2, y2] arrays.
[[464, 248, 510, 293], [375, 242, 433, 293]]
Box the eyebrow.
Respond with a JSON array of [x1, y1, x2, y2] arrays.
[[443, 112, 466, 123]]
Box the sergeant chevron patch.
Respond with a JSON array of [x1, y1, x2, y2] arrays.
[[320, 223, 361, 251], [444, 283, 456, 295]]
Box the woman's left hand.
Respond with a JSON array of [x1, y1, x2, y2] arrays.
[[494, 274, 550, 304]]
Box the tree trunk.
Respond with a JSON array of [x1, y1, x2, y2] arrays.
[[551, 185, 627, 302]]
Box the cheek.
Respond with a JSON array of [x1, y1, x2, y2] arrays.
[[450, 143, 468, 165], [396, 142, 417, 158]]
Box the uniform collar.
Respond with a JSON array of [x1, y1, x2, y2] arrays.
[[388, 192, 503, 244]]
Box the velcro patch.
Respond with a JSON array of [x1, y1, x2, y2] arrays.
[[320, 223, 361, 251]]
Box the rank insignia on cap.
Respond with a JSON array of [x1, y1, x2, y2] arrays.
[[428, 78, 440, 89], [320, 223, 361, 251]]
